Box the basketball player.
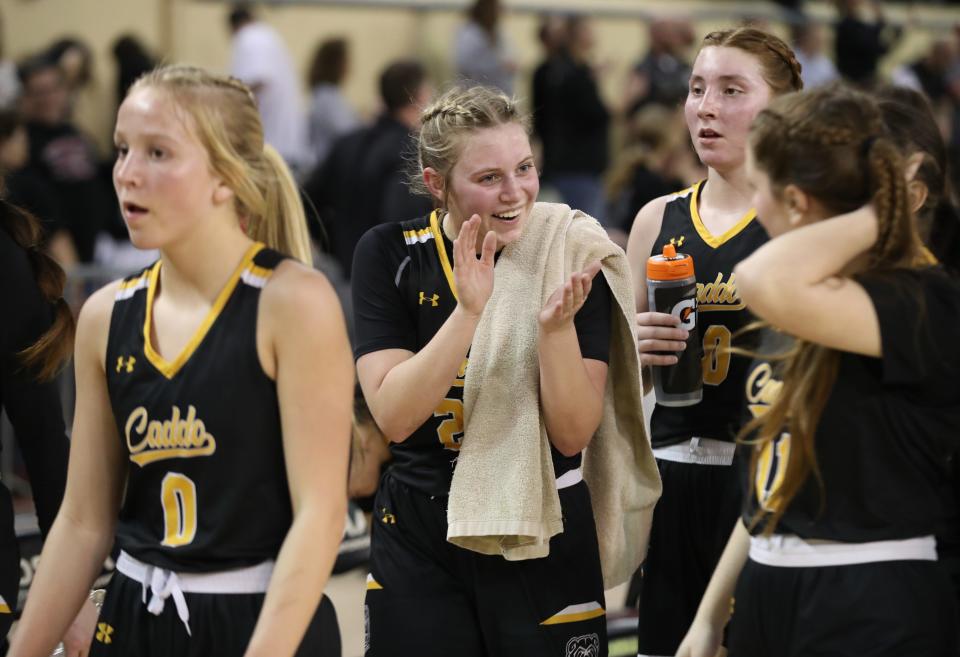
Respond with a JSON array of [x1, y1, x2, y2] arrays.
[[352, 85, 613, 657], [678, 84, 960, 657], [8, 65, 352, 657], [625, 27, 803, 657]]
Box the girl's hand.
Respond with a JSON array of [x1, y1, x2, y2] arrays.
[[538, 261, 602, 334], [453, 214, 497, 318], [636, 311, 689, 366]]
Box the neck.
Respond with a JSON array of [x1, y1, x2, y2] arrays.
[[158, 218, 253, 304], [701, 165, 752, 213], [392, 106, 419, 131]]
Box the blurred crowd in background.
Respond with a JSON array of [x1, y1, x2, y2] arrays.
[[2, 0, 960, 290]]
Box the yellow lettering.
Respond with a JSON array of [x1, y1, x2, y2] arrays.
[[124, 405, 217, 467]]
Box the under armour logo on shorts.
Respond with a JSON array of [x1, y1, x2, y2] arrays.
[[565, 633, 599, 657]]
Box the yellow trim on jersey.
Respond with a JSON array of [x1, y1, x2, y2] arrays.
[[118, 272, 150, 290], [540, 601, 606, 625], [402, 227, 433, 245], [143, 242, 265, 380], [689, 180, 757, 249], [366, 574, 383, 590], [429, 210, 458, 300], [0, 595, 10, 614]]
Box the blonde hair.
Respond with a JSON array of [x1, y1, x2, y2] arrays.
[[412, 85, 530, 207], [130, 65, 312, 264]]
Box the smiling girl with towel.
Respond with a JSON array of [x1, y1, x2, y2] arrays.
[[353, 85, 660, 657]]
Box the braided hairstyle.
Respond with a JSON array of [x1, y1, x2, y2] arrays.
[[129, 65, 312, 264], [701, 28, 804, 96], [0, 197, 74, 381], [411, 85, 530, 209], [743, 84, 921, 534]]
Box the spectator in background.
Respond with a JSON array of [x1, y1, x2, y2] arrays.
[[228, 3, 309, 176], [605, 104, 703, 242], [454, 0, 517, 95], [623, 18, 695, 114], [531, 13, 567, 163], [304, 59, 433, 277], [540, 14, 610, 224], [891, 39, 954, 107], [792, 19, 839, 88], [307, 37, 360, 174], [0, 11, 19, 109], [18, 54, 112, 264], [0, 110, 72, 261], [45, 37, 93, 99], [834, 0, 902, 88], [111, 35, 155, 112]]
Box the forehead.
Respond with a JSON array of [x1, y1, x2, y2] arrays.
[[455, 123, 531, 171], [115, 86, 197, 141], [692, 45, 766, 83]]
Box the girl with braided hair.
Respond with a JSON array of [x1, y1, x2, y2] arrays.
[[677, 84, 960, 657], [625, 26, 803, 657], [351, 84, 647, 656], [9, 65, 352, 657]]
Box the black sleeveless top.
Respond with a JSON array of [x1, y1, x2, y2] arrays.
[[106, 243, 293, 572], [649, 180, 768, 449]]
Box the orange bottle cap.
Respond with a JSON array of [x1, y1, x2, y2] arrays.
[[647, 243, 695, 281]]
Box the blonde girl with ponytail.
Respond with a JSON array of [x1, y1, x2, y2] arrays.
[[9, 65, 352, 657], [678, 84, 960, 657]]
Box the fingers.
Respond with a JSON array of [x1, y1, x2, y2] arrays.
[[639, 338, 688, 353], [479, 230, 497, 266], [637, 311, 682, 327], [640, 352, 680, 367]]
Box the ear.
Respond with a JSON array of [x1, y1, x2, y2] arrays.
[[904, 152, 925, 183], [212, 180, 234, 206], [422, 167, 445, 205], [782, 183, 810, 226], [908, 179, 929, 216]]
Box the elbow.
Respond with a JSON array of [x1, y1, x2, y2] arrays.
[[548, 415, 601, 458]]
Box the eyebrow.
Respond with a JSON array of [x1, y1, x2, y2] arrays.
[[470, 155, 535, 175], [690, 74, 752, 85]]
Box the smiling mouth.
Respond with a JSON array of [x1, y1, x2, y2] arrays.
[[491, 209, 521, 221]]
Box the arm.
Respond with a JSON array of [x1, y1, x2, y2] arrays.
[[676, 520, 750, 657], [734, 207, 882, 357], [356, 216, 496, 443], [244, 264, 353, 657], [625, 195, 689, 393], [9, 284, 127, 657], [538, 261, 608, 456]]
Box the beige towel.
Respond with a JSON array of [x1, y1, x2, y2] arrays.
[[446, 202, 662, 588]]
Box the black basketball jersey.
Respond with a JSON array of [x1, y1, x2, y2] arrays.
[[649, 180, 767, 448], [106, 243, 293, 572], [352, 210, 610, 497], [739, 268, 960, 543]]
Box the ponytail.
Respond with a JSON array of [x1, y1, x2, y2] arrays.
[[865, 138, 917, 267], [0, 200, 75, 381], [251, 145, 312, 265]]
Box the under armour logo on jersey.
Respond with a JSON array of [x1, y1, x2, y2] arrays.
[[116, 355, 136, 373], [96, 622, 115, 644], [380, 507, 396, 524], [565, 633, 599, 657], [669, 235, 685, 247], [419, 291, 439, 307]]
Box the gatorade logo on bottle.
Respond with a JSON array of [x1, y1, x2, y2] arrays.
[[671, 297, 697, 331]]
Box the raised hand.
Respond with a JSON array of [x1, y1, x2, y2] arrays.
[[453, 214, 497, 318], [636, 311, 689, 367], [538, 260, 602, 334]]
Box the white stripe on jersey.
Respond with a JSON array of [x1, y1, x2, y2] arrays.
[[403, 228, 434, 245], [115, 275, 149, 300]]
